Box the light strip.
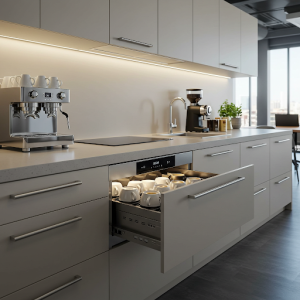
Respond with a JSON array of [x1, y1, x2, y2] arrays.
[[0, 34, 230, 79]]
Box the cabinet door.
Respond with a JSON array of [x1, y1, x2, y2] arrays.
[[158, 0, 192, 61], [241, 10, 258, 76], [110, 0, 157, 54], [219, 0, 241, 71], [41, 0, 109, 43], [0, 0, 40, 28], [193, 0, 220, 68]]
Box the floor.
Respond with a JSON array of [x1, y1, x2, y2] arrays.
[[158, 167, 299, 300]]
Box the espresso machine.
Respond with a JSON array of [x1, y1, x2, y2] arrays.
[[185, 89, 212, 132], [0, 87, 74, 152]]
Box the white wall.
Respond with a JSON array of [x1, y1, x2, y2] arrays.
[[0, 37, 233, 139]]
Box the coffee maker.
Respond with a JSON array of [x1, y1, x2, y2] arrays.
[[185, 89, 212, 132], [0, 87, 74, 152]]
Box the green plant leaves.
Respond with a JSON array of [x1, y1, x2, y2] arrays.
[[218, 100, 242, 118]]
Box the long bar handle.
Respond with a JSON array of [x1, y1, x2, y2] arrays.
[[188, 177, 245, 199], [220, 63, 238, 69], [10, 181, 82, 199], [275, 177, 290, 184], [248, 143, 267, 149], [33, 276, 82, 300], [275, 139, 290, 143], [118, 37, 153, 47], [254, 187, 267, 196], [207, 150, 233, 157], [10, 216, 82, 241]]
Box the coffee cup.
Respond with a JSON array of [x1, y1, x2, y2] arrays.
[[16, 74, 35, 87], [127, 180, 144, 194], [167, 173, 186, 181], [48, 77, 63, 89], [112, 182, 122, 197], [142, 180, 155, 191], [1, 76, 11, 88], [119, 186, 140, 203], [154, 184, 171, 193], [186, 177, 202, 185], [34, 75, 50, 88], [155, 177, 170, 186], [170, 180, 186, 190], [140, 190, 161, 208]]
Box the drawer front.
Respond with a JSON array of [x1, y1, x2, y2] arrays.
[[270, 172, 292, 215], [241, 138, 270, 186], [2, 253, 109, 300], [161, 165, 254, 273], [241, 182, 270, 235], [0, 166, 108, 225], [193, 144, 240, 174], [270, 135, 292, 179], [0, 198, 108, 298]]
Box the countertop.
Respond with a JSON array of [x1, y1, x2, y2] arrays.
[[0, 128, 292, 184]]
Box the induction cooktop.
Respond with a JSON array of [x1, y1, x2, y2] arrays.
[[75, 136, 172, 146]]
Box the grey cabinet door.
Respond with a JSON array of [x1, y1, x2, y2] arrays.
[[0, 0, 40, 28], [158, 0, 193, 61], [193, 0, 220, 68], [41, 0, 109, 43], [110, 0, 158, 54]]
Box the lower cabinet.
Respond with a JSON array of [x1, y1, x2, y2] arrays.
[[109, 242, 192, 300], [2, 253, 109, 300]]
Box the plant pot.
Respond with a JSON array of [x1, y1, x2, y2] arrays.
[[231, 118, 242, 129], [222, 117, 233, 130]]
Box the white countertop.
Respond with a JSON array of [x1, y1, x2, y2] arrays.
[[0, 128, 292, 183]]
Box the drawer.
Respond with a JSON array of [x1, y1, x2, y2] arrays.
[[270, 135, 292, 179], [241, 138, 270, 186], [113, 165, 254, 273], [270, 171, 292, 215], [193, 144, 240, 174], [2, 253, 109, 300], [0, 166, 108, 225], [0, 198, 108, 298], [241, 182, 270, 235]]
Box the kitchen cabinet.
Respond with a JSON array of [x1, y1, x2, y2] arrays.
[[193, 0, 220, 68], [219, 0, 241, 72], [41, 0, 109, 43], [110, 0, 158, 54], [0, 0, 40, 28], [158, 0, 193, 61]]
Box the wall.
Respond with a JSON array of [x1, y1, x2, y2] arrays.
[[0, 37, 232, 139]]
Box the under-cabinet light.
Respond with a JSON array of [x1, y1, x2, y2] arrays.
[[0, 34, 230, 79]]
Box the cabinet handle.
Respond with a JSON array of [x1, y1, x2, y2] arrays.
[[10, 216, 82, 241], [188, 177, 245, 199], [275, 139, 290, 143], [220, 63, 238, 69], [207, 150, 233, 157], [117, 37, 153, 47], [10, 181, 82, 199], [254, 187, 267, 196], [33, 276, 82, 300], [275, 177, 290, 184], [248, 143, 267, 149]]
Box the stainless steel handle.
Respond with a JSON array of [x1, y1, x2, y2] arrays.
[[254, 187, 267, 196], [33, 276, 82, 300], [10, 216, 82, 241], [207, 150, 233, 157], [275, 139, 290, 143], [220, 63, 238, 69], [248, 143, 267, 149], [10, 181, 82, 199], [188, 177, 245, 199], [275, 177, 290, 184], [118, 37, 153, 47]]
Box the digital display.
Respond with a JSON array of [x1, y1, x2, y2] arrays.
[[137, 156, 175, 174], [45, 93, 52, 98]]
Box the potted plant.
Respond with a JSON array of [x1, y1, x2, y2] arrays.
[[230, 103, 242, 129], [218, 100, 242, 130], [218, 100, 232, 130]]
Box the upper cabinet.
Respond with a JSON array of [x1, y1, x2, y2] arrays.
[[219, 0, 241, 72], [41, 0, 109, 43], [241, 10, 258, 76], [110, 0, 158, 54], [158, 0, 193, 61], [193, 0, 220, 68], [0, 0, 40, 28]]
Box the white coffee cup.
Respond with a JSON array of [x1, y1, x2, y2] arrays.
[[119, 186, 140, 203], [48, 77, 63, 89], [127, 181, 144, 194], [155, 177, 170, 186], [140, 190, 161, 208], [1, 76, 11, 88], [16, 74, 35, 87], [112, 182, 122, 197], [10, 76, 20, 87], [170, 180, 186, 190], [154, 184, 171, 193], [142, 180, 155, 191], [34, 75, 50, 88], [186, 177, 202, 185]]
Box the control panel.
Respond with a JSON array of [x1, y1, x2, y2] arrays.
[[136, 155, 175, 174]]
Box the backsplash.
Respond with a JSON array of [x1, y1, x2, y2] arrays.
[[0, 37, 232, 139]]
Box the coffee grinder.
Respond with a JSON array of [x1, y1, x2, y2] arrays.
[[185, 89, 212, 132]]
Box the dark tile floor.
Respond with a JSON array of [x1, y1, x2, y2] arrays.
[[158, 167, 299, 300]]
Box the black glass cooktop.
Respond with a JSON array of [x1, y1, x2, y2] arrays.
[[75, 136, 172, 146]]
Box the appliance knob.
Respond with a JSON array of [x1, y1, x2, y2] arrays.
[[29, 90, 38, 99], [57, 92, 66, 100]]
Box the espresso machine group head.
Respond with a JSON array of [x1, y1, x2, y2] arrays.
[[185, 89, 212, 132]]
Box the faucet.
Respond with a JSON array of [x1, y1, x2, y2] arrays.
[[169, 97, 187, 134]]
